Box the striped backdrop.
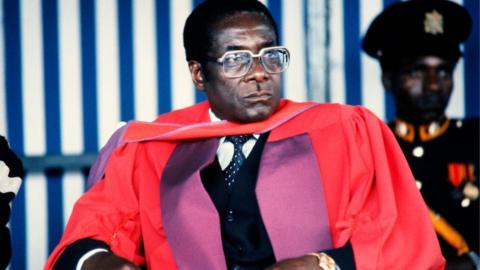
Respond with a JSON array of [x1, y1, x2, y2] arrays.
[[0, 0, 478, 269]]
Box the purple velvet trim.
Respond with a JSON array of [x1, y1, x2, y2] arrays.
[[256, 134, 332, 259], [86, 124, 128, 188], [160, 138, 228, 270], [160, 134, 331, 267]]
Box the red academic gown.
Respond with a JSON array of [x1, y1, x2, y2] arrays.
[[44, 100, 444, 269]]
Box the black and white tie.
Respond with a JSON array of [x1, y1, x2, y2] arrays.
[[223, 135, 252, 190]]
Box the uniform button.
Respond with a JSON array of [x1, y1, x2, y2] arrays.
[[226, 210, 234, 222], [461, 198, 471, 208], [237, 245, 244, 253], [412, 146, 424, 158], [415, 180, 423, 190]]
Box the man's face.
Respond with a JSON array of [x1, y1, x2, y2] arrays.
[[383, 55, 455, 124], [198, 13, 282, 123]]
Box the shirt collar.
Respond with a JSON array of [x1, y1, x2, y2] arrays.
[[208, 109, 260, 140]]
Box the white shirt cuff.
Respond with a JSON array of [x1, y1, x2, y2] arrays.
[[75, 248, 109, 270]]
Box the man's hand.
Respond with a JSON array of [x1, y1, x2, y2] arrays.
[[81, 252, 141, 270], [265, 255, 320, 270]]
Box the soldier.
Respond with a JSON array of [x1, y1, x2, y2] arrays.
[[363, 0, 479, 269]]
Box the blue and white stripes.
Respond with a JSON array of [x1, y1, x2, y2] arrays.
[[0, 0, 478, 269]]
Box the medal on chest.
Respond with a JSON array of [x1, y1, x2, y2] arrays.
[[447, 163, 478, 207]]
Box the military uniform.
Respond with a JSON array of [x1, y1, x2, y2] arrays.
[[390, 118, 479, 260], [362, 0, 479, 267]]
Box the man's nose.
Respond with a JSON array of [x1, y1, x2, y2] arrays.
[[245, 58, 268, 82], [424, 71, 440, 92]]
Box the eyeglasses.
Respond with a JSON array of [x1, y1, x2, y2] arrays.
[[211, 46, 290, 78]]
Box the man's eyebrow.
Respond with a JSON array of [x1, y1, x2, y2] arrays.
[[260, 40, 276, 47], [225, 45, 246, 51], [224, 40, 276, 52]]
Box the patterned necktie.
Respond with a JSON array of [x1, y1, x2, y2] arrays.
[[224, 134, 252, 189]]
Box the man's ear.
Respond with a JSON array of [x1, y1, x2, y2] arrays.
[[381, 72, 393, 92], [188, 61, 205, 90]]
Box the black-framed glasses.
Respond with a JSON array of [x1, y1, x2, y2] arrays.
[[211, 46, 290, 78]]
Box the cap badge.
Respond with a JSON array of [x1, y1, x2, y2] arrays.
[[424, 10, 444, 35]]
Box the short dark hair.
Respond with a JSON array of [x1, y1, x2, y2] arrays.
[[183, 0, 278, 65]]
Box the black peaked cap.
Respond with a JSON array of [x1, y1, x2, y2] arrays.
[[362, 0, 472, 61]]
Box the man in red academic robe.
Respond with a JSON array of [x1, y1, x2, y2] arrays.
[[45, 1, 444, 269]]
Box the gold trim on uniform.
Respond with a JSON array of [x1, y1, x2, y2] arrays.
[[428, 208, 470, 256], [393, 118, 450, 142], [394, 119, 415, 142], [419, 120, 450, 141]]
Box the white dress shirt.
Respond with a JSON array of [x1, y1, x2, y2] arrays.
[[209, 110, 259, 170]]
